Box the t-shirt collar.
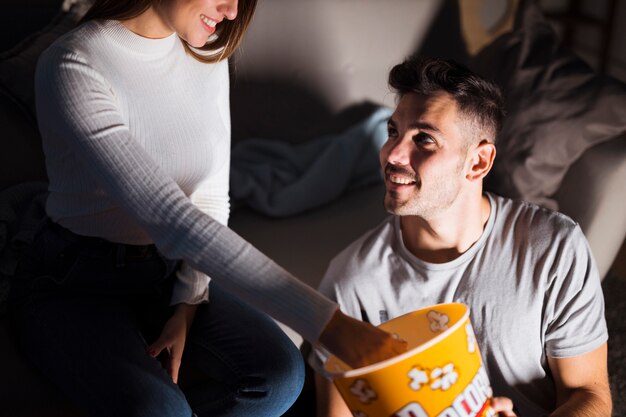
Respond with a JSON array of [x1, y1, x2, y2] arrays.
[[394, 193, 497, 271]]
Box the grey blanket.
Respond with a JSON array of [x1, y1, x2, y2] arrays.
[[230, 107, 392, 217]]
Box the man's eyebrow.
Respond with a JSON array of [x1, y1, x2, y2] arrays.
[[409, 122, 441, 133], [387, 118, 441, 134]]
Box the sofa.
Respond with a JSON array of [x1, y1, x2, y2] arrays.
[[1, 0, 625, 416]]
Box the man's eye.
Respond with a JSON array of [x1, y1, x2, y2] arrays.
[[414, 132, 435, 145], [388, 128, 398, 138]]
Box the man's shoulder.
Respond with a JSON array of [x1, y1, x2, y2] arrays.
[[490, 193, 581, 242], [323, 216, 397, 280], [487, 194, 599, 292], [318, 216, 400, 308], [334, 215, 395, 260]]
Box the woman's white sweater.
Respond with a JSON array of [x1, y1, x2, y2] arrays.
[[35, 19, 337, 343]]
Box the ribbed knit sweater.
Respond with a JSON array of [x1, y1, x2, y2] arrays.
[[34, 19, 337, 343]]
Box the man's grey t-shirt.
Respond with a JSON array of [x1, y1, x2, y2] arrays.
[[319, 193, 607, 416]]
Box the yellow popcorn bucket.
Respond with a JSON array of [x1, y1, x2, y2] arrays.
[[323, 303, 495, 417]]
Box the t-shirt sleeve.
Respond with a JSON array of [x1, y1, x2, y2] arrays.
[[314, 256, 365, 369], [543, 224, 608, 358], [35, 44, 338, 343], [318, 254, 364, 322]]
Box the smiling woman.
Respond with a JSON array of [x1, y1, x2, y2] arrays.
[[80, 0, 256, 62], [6, 0, 407, 416]]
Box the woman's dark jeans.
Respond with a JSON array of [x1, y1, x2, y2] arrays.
[[9, 220, 304, 417]]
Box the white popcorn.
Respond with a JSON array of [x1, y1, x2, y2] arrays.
[[427, 310, 450, 332]]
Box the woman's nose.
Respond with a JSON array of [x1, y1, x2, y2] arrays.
[[219, 0, 238, 20]]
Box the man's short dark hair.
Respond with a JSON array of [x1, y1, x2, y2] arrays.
[[389, 56, 505, 143]]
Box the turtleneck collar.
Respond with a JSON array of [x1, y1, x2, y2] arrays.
[[98, 19, 178, 57]]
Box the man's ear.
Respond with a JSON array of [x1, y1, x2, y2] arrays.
[[466, 140, 496, 181]]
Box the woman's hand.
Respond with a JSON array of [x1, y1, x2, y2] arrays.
[[148, 303, 198, 384], [318, 309, 407, 369]]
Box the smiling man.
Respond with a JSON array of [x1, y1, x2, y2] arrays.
[[314, 56, 612, 417]]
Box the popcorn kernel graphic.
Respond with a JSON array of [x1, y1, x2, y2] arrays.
[[349, 379, 377, 404], [427, 310, 449, 332], [430, 363, 458, 391], [408, 367, 429, 391]]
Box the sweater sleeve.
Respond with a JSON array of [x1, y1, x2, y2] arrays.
[[35, 45, 338, 343], [171, 62, 232, 306], [172, 155, 231, 305]]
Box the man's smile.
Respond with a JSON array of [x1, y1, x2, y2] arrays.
[[389, 175, 416, 185], [385, 165, 417, 188]]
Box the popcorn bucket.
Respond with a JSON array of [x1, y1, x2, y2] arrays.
[[323, 303, 495, 417]]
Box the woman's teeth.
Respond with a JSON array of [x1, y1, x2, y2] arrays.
[[201, 15, 217, 28]]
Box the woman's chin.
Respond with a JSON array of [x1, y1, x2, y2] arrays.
[[180, 34, 208, 48]]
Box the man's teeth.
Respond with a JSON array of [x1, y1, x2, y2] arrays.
[[390, 175, 415, 185], [201, 15, 217, 27]]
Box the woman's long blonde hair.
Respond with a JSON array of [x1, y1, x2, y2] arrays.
[[80, 0, 257, 63]]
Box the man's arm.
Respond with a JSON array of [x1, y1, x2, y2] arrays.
[[315, 372, 352, 417], [548, 343, 612, 417]]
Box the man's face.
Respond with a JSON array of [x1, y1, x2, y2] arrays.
[[379, 92, 472, 219]]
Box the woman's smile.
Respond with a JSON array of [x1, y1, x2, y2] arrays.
[[200, 14, 219, 33]]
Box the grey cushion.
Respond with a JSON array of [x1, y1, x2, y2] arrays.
[[471, 0, 626, 210]]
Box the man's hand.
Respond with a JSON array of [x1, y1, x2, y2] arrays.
[[148, 304, 198, 384], [491, 397, 517, 416], [318, 309, 407, 369]]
